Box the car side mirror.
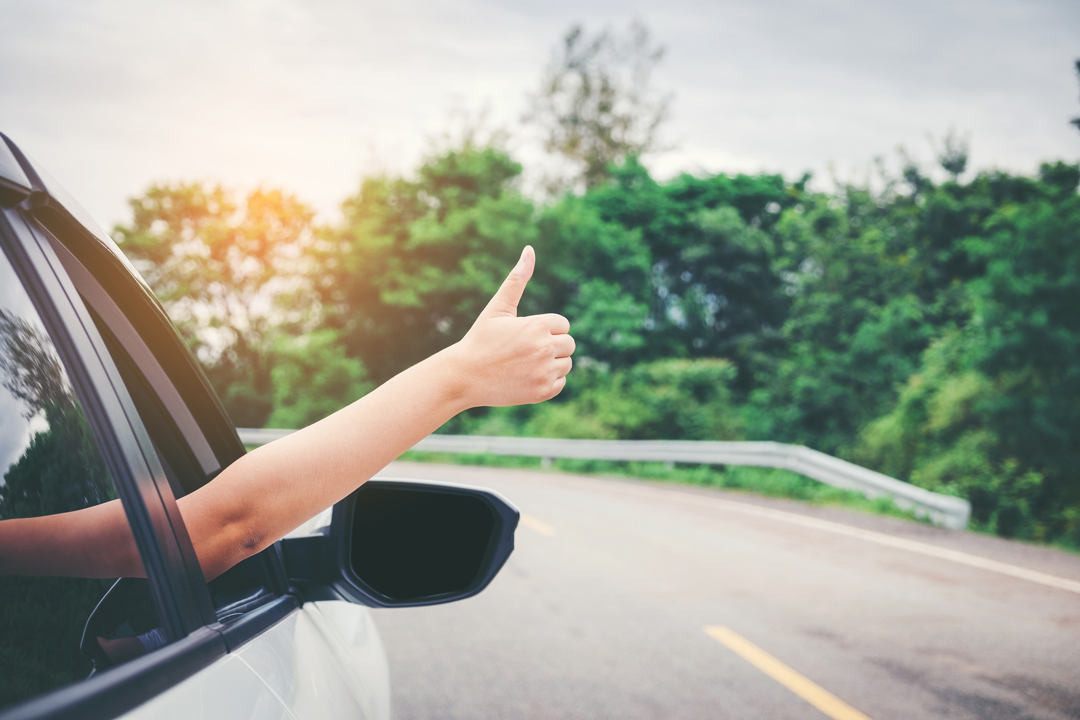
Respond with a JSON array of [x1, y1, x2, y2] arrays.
[[280, 479, 519, 607]]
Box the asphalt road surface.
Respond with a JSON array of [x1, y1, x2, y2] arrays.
[[370, 462, 1080, 720]]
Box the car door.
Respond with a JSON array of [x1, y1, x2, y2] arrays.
[[0, 133, 391, 720]]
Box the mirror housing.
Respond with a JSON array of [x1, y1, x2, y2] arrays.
[[280, 478, 519, 607]]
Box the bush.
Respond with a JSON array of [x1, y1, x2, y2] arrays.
[[266, 329, 373, 429]]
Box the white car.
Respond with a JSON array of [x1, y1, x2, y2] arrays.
[[0, 133, 518, 720]]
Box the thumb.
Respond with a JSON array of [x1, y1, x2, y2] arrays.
[[481, 246, 535, 318]]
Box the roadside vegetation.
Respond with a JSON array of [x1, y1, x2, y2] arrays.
[[399, 450, 923, 522], [119, 30, 1080, 547]]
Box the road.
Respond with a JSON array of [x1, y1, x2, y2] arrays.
[[370, 462, 1080, 720]]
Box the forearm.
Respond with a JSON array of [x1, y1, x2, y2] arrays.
[[178, 344, 472, 580], [0, 499, 143, 578]]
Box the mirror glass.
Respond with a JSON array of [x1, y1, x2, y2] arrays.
[[350, 486, 496, 601]]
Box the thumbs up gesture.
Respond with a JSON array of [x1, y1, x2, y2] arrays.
[[451, 246, 575, 407]]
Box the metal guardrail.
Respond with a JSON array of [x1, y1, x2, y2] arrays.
[[237, 429, 972, 530]]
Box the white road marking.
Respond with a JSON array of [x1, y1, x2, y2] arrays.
[[670, 493, 1080, 595]]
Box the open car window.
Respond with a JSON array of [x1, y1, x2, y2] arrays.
[[43, 229, 286, 622]]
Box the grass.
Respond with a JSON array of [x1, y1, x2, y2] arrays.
[[397, 450, 926, 523]]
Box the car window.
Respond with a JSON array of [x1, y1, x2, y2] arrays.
[[29, 202, 286, 644], [87, 295, 280, 620], [0, 247, 159, 709]]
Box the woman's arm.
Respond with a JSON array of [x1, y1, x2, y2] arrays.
[[0, 247, 574, 581], [0, 500, 142, 578]]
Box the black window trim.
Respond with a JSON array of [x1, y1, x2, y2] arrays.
[[4, 135, 293, 604], [48, 235, 221, 478]]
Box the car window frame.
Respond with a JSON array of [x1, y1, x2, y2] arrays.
[[31, 197, 296, 630], [0, 134, 300, 720], [0, 205, 229, 720]]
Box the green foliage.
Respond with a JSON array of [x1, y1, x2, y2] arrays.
[[440, 357, 741, 444], [113, 183, 318, 427], [534, 157, 795, 371], [530, 191, 651, 362], [401, 450, 919, 521], [119, 138, 1080, 546], [315, 146, 537, 384], [267, 329, 373, 429], [524, 358, 742, 441], [854, 163, 1080, 542]]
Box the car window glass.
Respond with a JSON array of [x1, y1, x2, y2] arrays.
[[0, 248, 158, 709], [89, 308, 278, 619]]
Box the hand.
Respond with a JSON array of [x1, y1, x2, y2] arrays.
[[450, 246, 575, 408]]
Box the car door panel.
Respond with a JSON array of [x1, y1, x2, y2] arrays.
[[236, 604, 389, 720], [304, 601, 391, 717], [115, 653, 292, 720]]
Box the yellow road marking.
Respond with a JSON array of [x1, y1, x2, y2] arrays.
[[520, 514, 555, 536], [705, 626, 871, 720]]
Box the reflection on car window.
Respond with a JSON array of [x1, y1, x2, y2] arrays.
[[0, 249, 150, 708]]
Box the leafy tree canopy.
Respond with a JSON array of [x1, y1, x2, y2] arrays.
[[524, 22, 671, 190]]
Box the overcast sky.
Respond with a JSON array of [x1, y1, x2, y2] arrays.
[[1, 0, 1078, 229]]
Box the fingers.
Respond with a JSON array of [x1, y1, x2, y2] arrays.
[[544, 374, 567, 401], [553, 356, 573, 377], [552, 334, 576, 359], [537, 313, 571, 335], [480, 246, 535, 319]]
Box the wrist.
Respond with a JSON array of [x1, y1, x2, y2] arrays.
[[429, 341, 476, 414]]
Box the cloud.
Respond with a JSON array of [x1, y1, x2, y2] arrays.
[[0, 0, 1077, 229]]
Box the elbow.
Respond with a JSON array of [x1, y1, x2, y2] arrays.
[[194, 519, 270, 582]]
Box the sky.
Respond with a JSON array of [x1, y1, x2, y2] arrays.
[[1, 0, 1078, 230]]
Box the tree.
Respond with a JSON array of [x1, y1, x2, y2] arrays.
[[850, 163, 1080, 541], [524, 22, 672, 189], [525, 358, 742, 441], [541, 158, 796, 375], [0, 310, 115, 704], [934, 129, 970, 180], [1072, 59, 1080, 133], [113, 183, 317, 427], [266, 328, 372, 429], [316, 145, 537, 384], [0, 310, 73, 419]]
